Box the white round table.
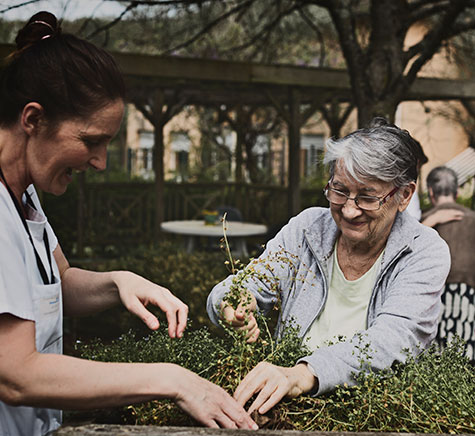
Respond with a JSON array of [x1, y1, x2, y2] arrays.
[[160, 220, 268, 257]]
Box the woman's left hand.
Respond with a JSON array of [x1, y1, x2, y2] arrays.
[[233, 362, 316, 414], [112, 271, 189, 338]]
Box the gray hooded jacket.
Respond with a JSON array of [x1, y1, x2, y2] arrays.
[[207, 207, 450, 395]]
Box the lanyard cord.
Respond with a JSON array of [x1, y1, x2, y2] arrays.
[[0, 168, 54, 285]]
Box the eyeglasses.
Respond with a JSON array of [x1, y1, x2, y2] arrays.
[[324, 183, 399, 211]]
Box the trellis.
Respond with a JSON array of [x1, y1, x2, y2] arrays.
[[2, 43, 475, 254]]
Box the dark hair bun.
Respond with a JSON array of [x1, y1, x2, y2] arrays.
[[15, 11, 61, 50], [368, 117, 390, 128]]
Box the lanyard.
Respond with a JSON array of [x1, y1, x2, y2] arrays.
[[0, 168, 55, 285]]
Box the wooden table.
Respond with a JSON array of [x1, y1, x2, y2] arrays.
[[160, 220, 268, 257]]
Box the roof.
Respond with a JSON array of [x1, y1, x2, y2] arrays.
[[445, 147, 475, 185], [2, 43, 475, 106]]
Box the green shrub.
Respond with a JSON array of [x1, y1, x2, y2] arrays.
[[69, 235, 475, 432], [66, 243, 232, 342], [77, 322, 475, 433]]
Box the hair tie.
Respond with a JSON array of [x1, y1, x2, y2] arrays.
[[30, 20, 55, 39]]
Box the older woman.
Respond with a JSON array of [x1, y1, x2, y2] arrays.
[[0, 11, 256, 435], [207, 118, 451, 415]]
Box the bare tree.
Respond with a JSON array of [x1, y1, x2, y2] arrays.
[[99, 0, 475, 127], [4, 1, 475, 126]]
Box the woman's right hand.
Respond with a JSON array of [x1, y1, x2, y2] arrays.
[[220, 292, 260, 343], [174, 367, 258, 429]]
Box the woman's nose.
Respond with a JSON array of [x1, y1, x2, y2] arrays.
[[341, 198, 363, 218], [89, 145, 107, 171]]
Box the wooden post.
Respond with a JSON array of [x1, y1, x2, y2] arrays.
[[153, 122, 165, 238], [235, 106, 245, 183], [288, 88, 301, 217]]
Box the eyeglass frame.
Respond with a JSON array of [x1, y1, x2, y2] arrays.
[[323, 182, 399, 211]]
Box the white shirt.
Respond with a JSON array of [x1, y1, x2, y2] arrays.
[[304, 243, 383, 351], [0, 184, 62, 436]]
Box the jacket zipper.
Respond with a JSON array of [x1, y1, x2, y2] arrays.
[[300, 235, 331, 338], [366, 245, 410, 327]]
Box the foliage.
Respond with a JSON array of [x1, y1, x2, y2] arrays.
[[66, 243, 231, 343], [75, 221, 474, 432], [77, 323, 475, 432]]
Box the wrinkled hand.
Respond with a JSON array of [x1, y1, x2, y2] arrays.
[[423, 208, 465, 227], [221, 292, 259, 343], [174, 367, 258, 429], [434, 208, 464, 224], [234, 362, 316, 414], [113, 271, 188, 338]]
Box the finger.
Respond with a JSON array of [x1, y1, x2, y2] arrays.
[[237, 314, 257, 333], [215, 413, 238, 429], [235, 303, 248, 320], [239, 320, 257, 336], [220, 398, 258, 430], [253, 384, 287, 415], [222, 306, 245, 327], [246, 327, 260, 343], [201, 419, 219, 429], [234, 369, 265, 407], [247, 381, 279, 415], [222, 305, 236, 323], [129, 299, 160, 330], [164, 307, 178, 338], [176, 304, 188, 338]]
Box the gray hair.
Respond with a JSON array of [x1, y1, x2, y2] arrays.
[[426, 166, 458, 200], [324, 117, 421, 188]]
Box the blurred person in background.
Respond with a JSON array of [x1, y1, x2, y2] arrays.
[[422, 166, 475, 361]]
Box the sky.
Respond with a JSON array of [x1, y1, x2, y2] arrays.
[[0, 0, 128, 20]]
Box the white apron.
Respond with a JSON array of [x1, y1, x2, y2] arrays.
[[0, 186, 62, 436]]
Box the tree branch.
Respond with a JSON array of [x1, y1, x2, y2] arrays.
[[297, 6, 326, 66], [221, 3, 299, 55], [408, 1, 452, 24], [326, 1, 365, 90], [109, 0, 214, 5], [0, 0, 42, 14], [86, 2, 139, 40], [405, 0, 470, 84], [161, 0, 257, 55]]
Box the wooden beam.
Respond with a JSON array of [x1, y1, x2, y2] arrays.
[[1, 43, 475, 101]]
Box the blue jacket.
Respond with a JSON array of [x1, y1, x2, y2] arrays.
[[207, 207, 451, 394]]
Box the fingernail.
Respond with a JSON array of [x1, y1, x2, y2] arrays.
[[252, 423, 259, 430]]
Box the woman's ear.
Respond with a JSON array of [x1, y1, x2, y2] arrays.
[[21, 102, 45, 136], [398, 182, 416, 212]]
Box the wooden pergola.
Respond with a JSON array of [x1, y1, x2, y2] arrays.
[[2, 43, 475, 228]]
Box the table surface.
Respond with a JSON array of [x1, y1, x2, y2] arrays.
[[160, 220, 268, 237]]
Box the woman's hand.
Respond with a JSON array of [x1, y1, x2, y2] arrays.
[[234, 362, 316, 414], [112, 271, 188, 338], [220, 292, 259, 343], [422, 208, 465, 227], [173, 366, 258, 429]]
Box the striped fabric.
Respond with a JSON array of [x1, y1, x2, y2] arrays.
[[436, 282, 475, 361]]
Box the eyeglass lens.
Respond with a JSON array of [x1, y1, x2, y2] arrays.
[[326, 189, 380, 210]]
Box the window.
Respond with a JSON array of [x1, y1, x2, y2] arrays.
[[170, 132, 191, 182], [127, 130, 154, 180], [301, 134, 324, 178], [254, 135, 271, 171]]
